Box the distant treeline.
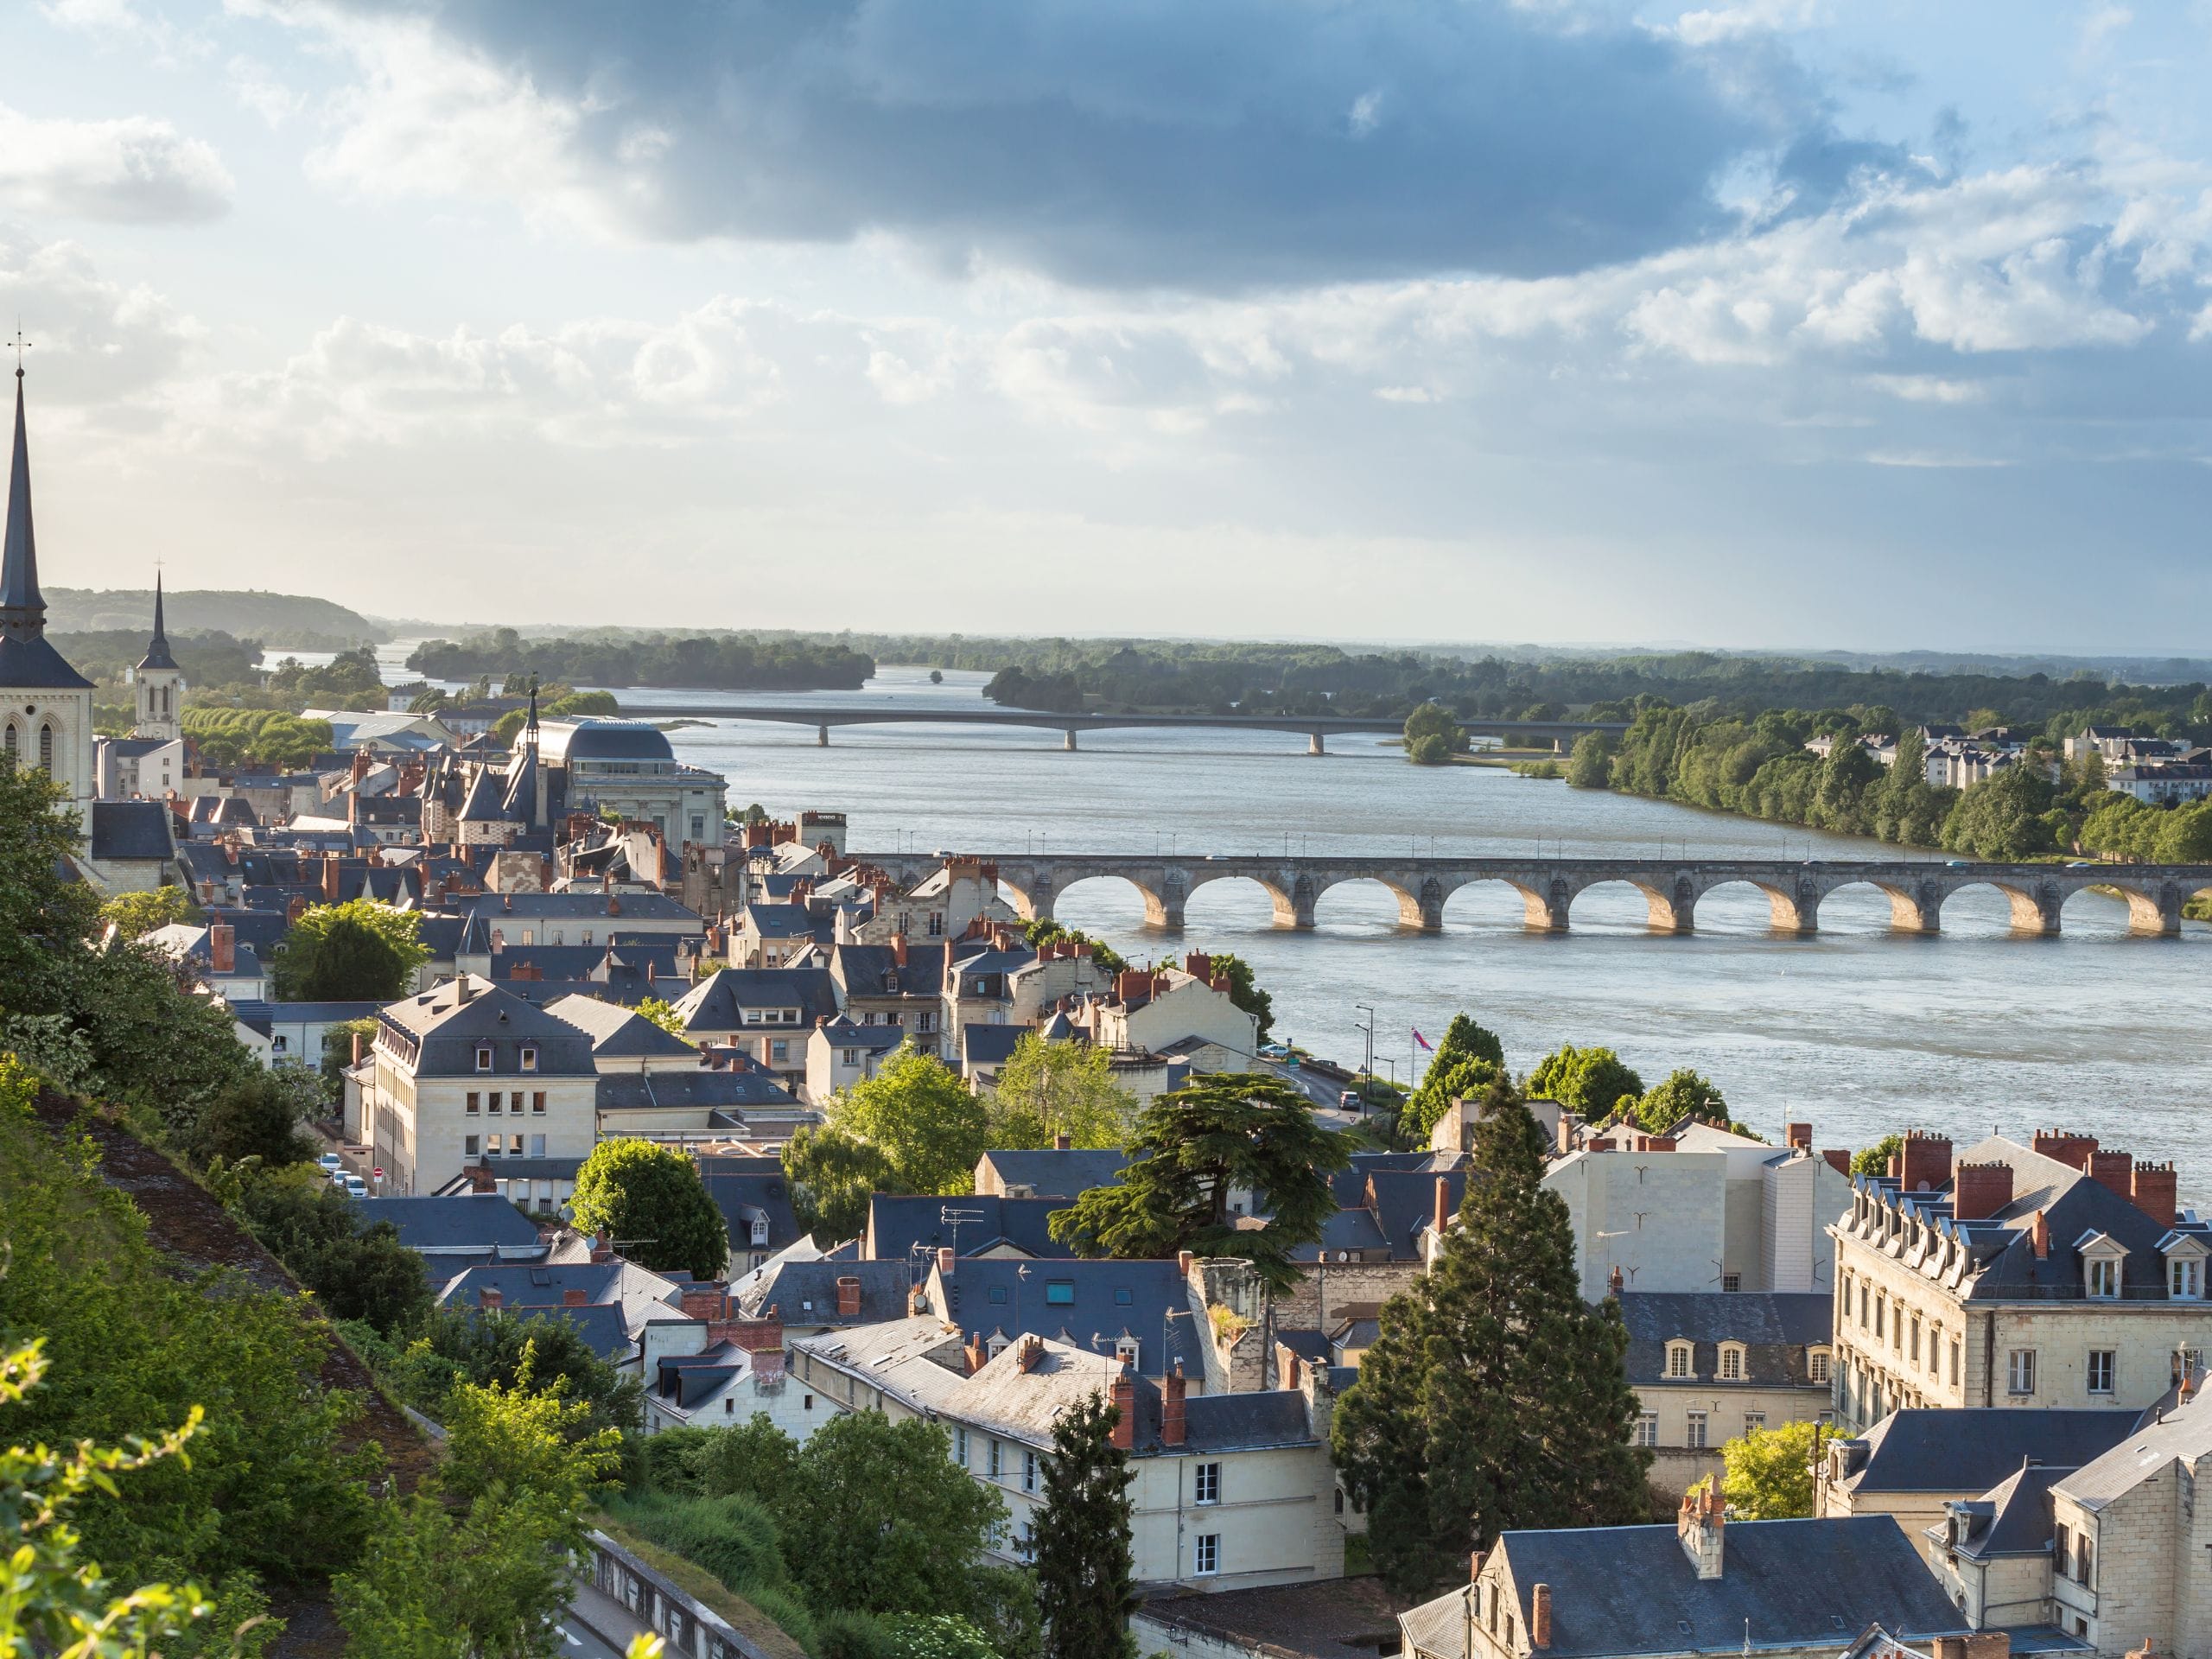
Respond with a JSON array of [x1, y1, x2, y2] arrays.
[[406, 629, 875, 691], [45, 586, 381, 645], [54, 629, 264, 692]]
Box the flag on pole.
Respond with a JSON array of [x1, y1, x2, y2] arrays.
[[1412, 1028, 1433, 1052]]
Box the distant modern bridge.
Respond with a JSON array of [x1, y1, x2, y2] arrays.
[[651, 704, 1625, 752], [853, 852, 2212, 937]]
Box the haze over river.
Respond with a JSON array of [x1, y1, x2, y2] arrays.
[[362, 652, 2210, 1190]]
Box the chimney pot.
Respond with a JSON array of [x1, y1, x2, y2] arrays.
[[2087, 1149, 2135, 1205], [2133, 1162, 2178, 1228], [1531, 1585, 1553, 1650], [1162, 1361, 1187, 1446], [1785, 1122, 1812, 1150], [1433, 1174, 1452, 1236], [1109, 1370, 1136, 1450], [938, 1245, 956, 1278], [1053, 1132, 1071, 1151], [1952, 1161, 2015, 1223]]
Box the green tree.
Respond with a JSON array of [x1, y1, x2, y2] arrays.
[[99, 885, 200, 939], [2155, 803, 2212, 863], [1205, 952, 1273, 1041], [189, 1064, 319, 1167], [1525, 1045, 1644, 1119], [780, 1125, 898, 1244], [1632, 1069, 1730, 1134], [1850, 1134, 1903, 1178], [987, 1036, 1136, 1151], [827, 1045, 989, 1200], [270, 901, 429, 1001], [1332, 1083, 1649, 1594], [367, 1306, 641, 1439], [335, 1368, 622, 1659], [238, 1169, 432, 1334], [1048, 1075, 1350, 1294], [1941, 765, 2057, 861], [1719, 1419, 1823, 1520], [570, 1139, 729, 1281], [1402, 1015, 1507, 1143], [1032, 1393, 1137, 1659], [634, 998, 690, 1040], [1019, 920, 1125, 976], [1402, 702, 1465, 765], [0, 760, 99, 1023], [1565, 733, 1612, 789], [1407, 733, 1452, 766]]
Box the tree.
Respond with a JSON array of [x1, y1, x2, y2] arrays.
[[270, 900, 429, 1001], [1720, 1420, 1823, 1519], [0, 759, 99, 1023], [372, 1306, 642, 1439], [570, 1139, 729, 1281], [1401, 1015, 1507, 1144], [1565, 733, 1612, 790], [1941, 765, 2057, 861], [1850, 1134, 1903, 1178], [1020, 919, 1125, 976], [1332, 1084, 1649, 1594], [189, 1063, 320, 1166], [99, 885, 200, 939], [1205, 952, 1273, 1041], [635, 997, 690, 1040], [1407, 732, 1452, 766], [780, 1124, 897, 1244], [1631, 1069, 1730, 1134], [239, 1169, 433, 1334], [1402, 702, 1465, 765], [2155, 802, 2212, 863], [988, 1036, 1136, 1151], [828, 1045, 989, 1199], [336, 1369, 622, 1659], [1048, 1075, 1351, 1294], [1032, 1393, 1138, 1659], [1526, 1045, 1644, 1119]]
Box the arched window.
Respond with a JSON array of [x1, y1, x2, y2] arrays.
[[37, 721, 54, 773], [2, 721, 15, 760]]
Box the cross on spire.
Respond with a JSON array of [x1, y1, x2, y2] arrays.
[[9, 327, 28, 378]]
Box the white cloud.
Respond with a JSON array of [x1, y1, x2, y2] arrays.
[[1862, 374, 1986, 404], [0, 102, 231, 224], [226, 54, 308, 129], [0, 226, 204, 401]]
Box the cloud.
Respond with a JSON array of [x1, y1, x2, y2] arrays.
[[0, 226, 205, 401], [0, 102, 231, 223], [252, 0, 1811, 288]]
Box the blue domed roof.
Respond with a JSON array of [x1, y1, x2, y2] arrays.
[[538, 718, 674, 765]]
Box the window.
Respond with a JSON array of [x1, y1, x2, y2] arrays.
[[520, 1046, 538, 1072], [2007, 1350, 2037, 1396], [770, 1041, 789, 1063], [507, 1134, 523, 1155], [1194, 1462, 1222, 1504], [2077, 1532, 2094, 1588], [988, 1440, 1002, 1479], [475, 1045, 493, 1072], [271, 1035, 289, 1054], [1114, 1287, 1134, 1306], [582, 931, 593, 946], [485, 1138, 501, 1158], [531, 1092, 546, 1114], [2172, 1258, 2202, 1300], [1686, 1412, 1708, 1449], [1744, 1411, 1767, 1436], [2088, 1257, 2119, 1299], [804, 1394, 813, 1411], [1045, 1281, 1075, 1306], [1722, 1272, 1741, 1293], [466, 1092, 481, 1114], [1874, 1295, 1885, 1340], [1192, 1534, 1220, 1577], [1842, 1278, 1853, 1319], [1809, 1349, 1831, 1384], [1910, 1317, 1921, 1366], [37, 722, 52, 773], [841, 1048, 860, 1066], [1950, 1340, 1961, 1386], [1116, 1337, 1140, 1365], [1022, 1451, 1039, 1493], [1665, 1342, 1693, 1379], [530, 1135, 546, 1158], [489, 1094, 504, 1115], [954, 1427, 969, 1466], [1719, 1344, 1745, 1382], [464, 1135, 480, 1156], [1635, 1413, 1658, 1447], [987, 1286, 1008, 1305], [2088, 1350, 2116, 1395]]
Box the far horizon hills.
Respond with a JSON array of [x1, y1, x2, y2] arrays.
[[41, 586, 2212, 688]]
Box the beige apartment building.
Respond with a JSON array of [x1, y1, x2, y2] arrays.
[[1830, 1131, 2212, 1434]]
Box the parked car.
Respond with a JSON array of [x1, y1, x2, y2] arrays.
[[1338, 1090, 1363, 1111], [1258, 1042, 1289, 1060], [340, 1174, 368, 1198], [318, 1152, 344, 1174]]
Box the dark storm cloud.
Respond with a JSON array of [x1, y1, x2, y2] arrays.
[[321, 0, 1813, 286]]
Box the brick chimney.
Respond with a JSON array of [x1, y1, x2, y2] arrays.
[[1183, 951, 1211, 982], [708, 1316, 784, 1353], [892, 932, 908, 968], [1531, 1585, 1553, 1650], [1821, 1148, 1851, 1176], [467, 1163, 494, 1193], [1016, 1334, 1045, 1373], [590, 1229, 613, 1264], [678, 1284, 726, 1321], [2031, 1210, 2050, 1259], [1607, 1264, 1624, 1297], [2087, 1150, 2135, 1205], [351, 1031, 365, 1066], [1109, 1368, 1136, 1450], [1952, 1162, 2015, 1222], [563, 1287, 588, 1307], [1178, 1249, 1196, 1276], [1162, 1361, 1187, 1446], [1897, 1129, 1954, 1193], [287, 893, 308, 924], [322, 852, 342, 903], [2133, 1163, 2178, 1228], [1785, 1122, 1812, 1150], [1052, 1132, 1071, 1151], [836, 1275, 862, 1318], [963, 1332, 988, 1375], [2032, 1130, 2098, 1170], [478, 1284, 504, 1312], [208, 922, 235, 975], [1677, 1482, 1725, 1580], [1433, 1175, 1452, 1236], [938, 1245, 955, 1279]]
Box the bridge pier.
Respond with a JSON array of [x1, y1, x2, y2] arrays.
[[2122, 882, 2184, 936], [2002, 881, 2063, 937], [1064, 729, 1078, 752], [1766, 882, 1820, 934], [817, 724, 829, 747], [1523, 877, 1573, 932], [1308, 733, 1325, 756], [1643, 875, 1698, 934], [1885, 881, 1943, 934]]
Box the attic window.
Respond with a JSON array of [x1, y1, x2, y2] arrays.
[[1718, 1342, 1746, 1382], [475, 1044, 493, 1072], [1045, 1281, 1075, 1306], [1114, 1288, 1134, 1306], [520, 1046, 538, 1072], [1665, 1341, 1694, 1379], [988, 1287, 1008, 1305], [1678, 1623, 1693, 1636], [2088, 1258, 2119, 1300]]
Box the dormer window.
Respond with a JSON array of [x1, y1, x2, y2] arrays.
[[1116, 1337, 1140, 1366], [1665, 1341, 1694, 1379], [475, 1044, 493, 1072], [2174, 1259, 2203, 1300], [519, 1046, 538, 1072], [1808, 1347, 1832, 1384], [750, 1218, 768, 1245], [2088, 1258, 2118, 1298], [1718, 1343, 1746, 1382]]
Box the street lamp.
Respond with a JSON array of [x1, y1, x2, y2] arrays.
[[1355, 1003, 1376, 1103]]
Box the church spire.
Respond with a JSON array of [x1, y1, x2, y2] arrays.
[[0, 365, 45, 643], [137, 569, 178, 672]]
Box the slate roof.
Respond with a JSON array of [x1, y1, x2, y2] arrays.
[[1404, 1517, 1969, 1659], [702, 1166, 804, 1253], [1617, 1292, 1835, 1388], [830, 941, 951, 999], [933, 1257, 1202, 1376], [88, 800, 175, 861], [1835, 1409, 2139, 1496], [960, 1024, 1027, 1068], [975, 1146, 1131, 1198], [0, 632, 95, 688], [672, 968, 840, 1033], [737, 902, 813, 939], [353, 1194, 548, 1253], [817, 1017, 906, 1055], [467, 891, 701, 925], [435, 1258, 683, 1345], [2056, 1381, 2212, 1511], [867, 1193, 1076, 1262], [741, 1258, 912, 1326], [377, 976, 596, 1077], [1947, 1463, 2071, 1561], [543, 993, 696, 1060]]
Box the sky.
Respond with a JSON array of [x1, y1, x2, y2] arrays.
[[3, 0, 2209, 650]]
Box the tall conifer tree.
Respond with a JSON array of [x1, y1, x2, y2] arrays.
[[1332, 1080, 1649, 1595], [1032, 1393, 1138, 1659]]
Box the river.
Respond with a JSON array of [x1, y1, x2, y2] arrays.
[[324, 651, 2212, 1188]]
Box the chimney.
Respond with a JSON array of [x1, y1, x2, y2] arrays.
[[1109, 1368, 1136, 1450], [1898, 1129, 1953, 1193], [563, 1287, 588, 1307], [1821, 1148, 1851, 1176], [590, 1229, 613, 1264], [1952, 1162, 2015, 1222], [351, 1032, 365, 1066], [893, 933, 908, 968], [678, 1285, 726, 1322], [2087, 1150, 2135, 1205], [1017, 1334, 1044, 1373], [322, 853, 342, 903], [208, 922, 235, 975], [287, 893, 308, 924], [1116, 969, 1148, 1002], [478, 1285, 504, 1312], [467, 1163, 494, 1193], [1163, 1361, 1187, 1446], [1607, 1264, 1624, 1297], [1677, 1482, 1725, 1580], [836, 1275, 862, 1318], [1786, 1122, 1812, 1150], [2032, 1130, 2098, 1170], [707, 1316, 784, 1352], [1183, 951, 1211, 982], [1965, 1636, 2012, 1659], [2133, 1163, 2178, 1228], [1531, 1585, 1553, 1650], [1178, 1249, 1196, 1277], [938, 1245, 956, 1279], [1053, 1133, 1071, 1151], [1470, 1550, 1484, 1584], [1643, 1135, 1677, 1154], [2031, 1210, 2050, 1259], [963, 1332, 988, 1376], [1433, 1175, 1452, 1236]]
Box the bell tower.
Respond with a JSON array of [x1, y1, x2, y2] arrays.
[[131, 573, 185, 741]]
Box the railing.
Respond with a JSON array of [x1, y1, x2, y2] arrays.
[[581, 1528, 800, 1659]]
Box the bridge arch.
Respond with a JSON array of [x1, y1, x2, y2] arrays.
[[1944, 877, 2063, 936], [1695, 874, 1820, 934], [1815, 876, 1946, 934], [1183, 868, 1302, 930], [1310, 872, 1434, 931], [1566, 875, 1696, 934], [1441, 873, 1567, 931], [1050, 871, 1177, 930]]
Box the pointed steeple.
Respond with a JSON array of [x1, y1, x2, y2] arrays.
[[137, 571, 179, 672], [0, 367, 45, 643], [525, 674, 540, 747]]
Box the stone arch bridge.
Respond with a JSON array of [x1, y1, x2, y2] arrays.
[[866, 853, 2212, 937]]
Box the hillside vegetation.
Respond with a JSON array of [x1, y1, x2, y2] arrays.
[[45, 587, 381, 645]]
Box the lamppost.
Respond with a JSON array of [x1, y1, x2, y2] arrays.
[[1355, 1003, 1376, 1103]]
